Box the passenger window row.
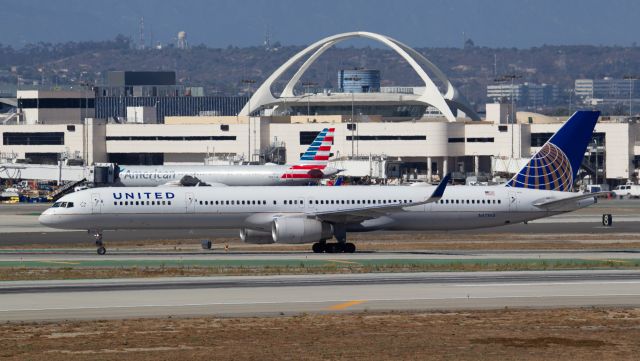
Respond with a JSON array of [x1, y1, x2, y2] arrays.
[[312, 199, 411, 205], [198, 200, 268, 205], [195, 199, 413, 206], [437, 199, 501, 205], [114, 200, 172, 206]]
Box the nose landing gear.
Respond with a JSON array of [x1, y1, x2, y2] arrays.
[[91, 230, 106, 255]]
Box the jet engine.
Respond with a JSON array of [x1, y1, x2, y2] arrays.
[[271, 217, 333, 244], [239, 228, 274, 244]]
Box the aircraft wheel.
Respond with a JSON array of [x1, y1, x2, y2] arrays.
[[324, 243, 337, 253], [312, 242, 324, 253], [97, 246, 107, 255], [344, 243, 356, 253]]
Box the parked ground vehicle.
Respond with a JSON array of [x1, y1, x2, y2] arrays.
[[612, 183, 640, 199]]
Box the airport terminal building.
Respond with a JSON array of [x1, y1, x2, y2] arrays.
[[1, 32, 639, 187], [1, 98, 638, 187]]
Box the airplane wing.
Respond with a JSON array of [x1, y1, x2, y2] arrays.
[[532, 192, 605, 211], [308, 174, 450, 223]]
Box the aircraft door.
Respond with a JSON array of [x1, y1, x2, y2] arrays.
[[508, 191, 519, 212], [185, 192, 195, 213], [91, 193, 102, 214]]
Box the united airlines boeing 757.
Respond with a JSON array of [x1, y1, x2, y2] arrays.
[[115, 128, 338, 186], [40, 111, 601, 254]]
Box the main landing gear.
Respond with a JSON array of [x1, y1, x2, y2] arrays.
[[91, 230, 106, 255], [312, 241, 356, 253]]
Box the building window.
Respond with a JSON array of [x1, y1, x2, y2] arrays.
[[220, 124, 230, 131], [530, 133, 554, 147], [3, 132, 64, 145], [346, 135, 426, 141], [466, 137, 494, 143], [347, 123, 357, 131], [67, 125, 76, 132], [18, 98, 94, 108], [106, 135, 236, 141], [498, 125, 508, 132], [448, 137, 464, 143], [299, 131, 322, 145]]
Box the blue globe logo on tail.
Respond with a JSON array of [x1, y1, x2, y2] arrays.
[[505, 142, 573, 191], [505, 110, 600, 192]]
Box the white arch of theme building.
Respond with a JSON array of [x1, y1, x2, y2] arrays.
[[239, 31, 480, 122]]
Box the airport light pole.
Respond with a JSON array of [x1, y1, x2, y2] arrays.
[[568, 89, 574, 115], [79, 79, 91, 166], [593, 138, 598, 186], [623, 75, 638, 118], [241, 79, 256, 162], [302, 81, 317, 121], [495, 74, 522, 159], [351, 91, 355, 158]]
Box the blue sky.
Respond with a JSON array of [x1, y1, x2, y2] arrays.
[[3, 0, 639, 48]]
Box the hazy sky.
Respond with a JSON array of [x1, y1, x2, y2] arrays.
[[3, 0, 639, 48]]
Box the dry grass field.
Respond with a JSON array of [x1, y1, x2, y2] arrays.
[[1, 308, 639, 360]]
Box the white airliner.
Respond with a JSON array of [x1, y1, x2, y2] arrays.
[[115, 128, 338, 186], [39, 111, 601, 254]]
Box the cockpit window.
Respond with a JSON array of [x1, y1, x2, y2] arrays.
[[52, 202, 61, 208], [60, 202, 67, 208], [66, 202, 74, 208]]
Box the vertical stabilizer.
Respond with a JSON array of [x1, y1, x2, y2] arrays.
[[282, 128, 335, 179], [505, 110, 599, 191]]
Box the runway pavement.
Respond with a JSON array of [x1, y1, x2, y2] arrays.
[[1, 270, 639, 321]]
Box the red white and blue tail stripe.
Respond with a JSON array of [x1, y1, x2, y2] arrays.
[[282, 128, 335, 179]]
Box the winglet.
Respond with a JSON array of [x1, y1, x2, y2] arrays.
[[426, 173, 450, 203]]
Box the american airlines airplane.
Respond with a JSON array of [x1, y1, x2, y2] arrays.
[[39, 111, 601, 255], [115, 128, 338, 186]]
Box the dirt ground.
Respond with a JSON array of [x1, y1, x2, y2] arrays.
[[1, 307, 639, 360]]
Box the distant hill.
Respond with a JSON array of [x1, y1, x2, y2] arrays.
[[2, 36, 640, 113]]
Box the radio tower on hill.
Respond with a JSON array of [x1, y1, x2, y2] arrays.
[[138, 17, 145, 50]]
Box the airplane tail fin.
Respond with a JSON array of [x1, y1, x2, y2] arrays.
[[282, 128, 335, 179], [505, 110, 600, 191]]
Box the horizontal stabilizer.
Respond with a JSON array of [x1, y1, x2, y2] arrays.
[[533, 192, 603, 211]]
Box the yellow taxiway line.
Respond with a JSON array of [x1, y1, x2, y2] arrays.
[[327, 300, 366, 311]]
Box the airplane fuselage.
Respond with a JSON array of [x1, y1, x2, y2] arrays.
[[117, 165, 336, 187], [39, 185, 595, 235]]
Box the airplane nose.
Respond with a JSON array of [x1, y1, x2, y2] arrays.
[[38, 210, 55, 227]]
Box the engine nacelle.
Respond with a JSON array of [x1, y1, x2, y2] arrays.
[[239, 228, 274, 244], [271, 218, 333, 244]]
